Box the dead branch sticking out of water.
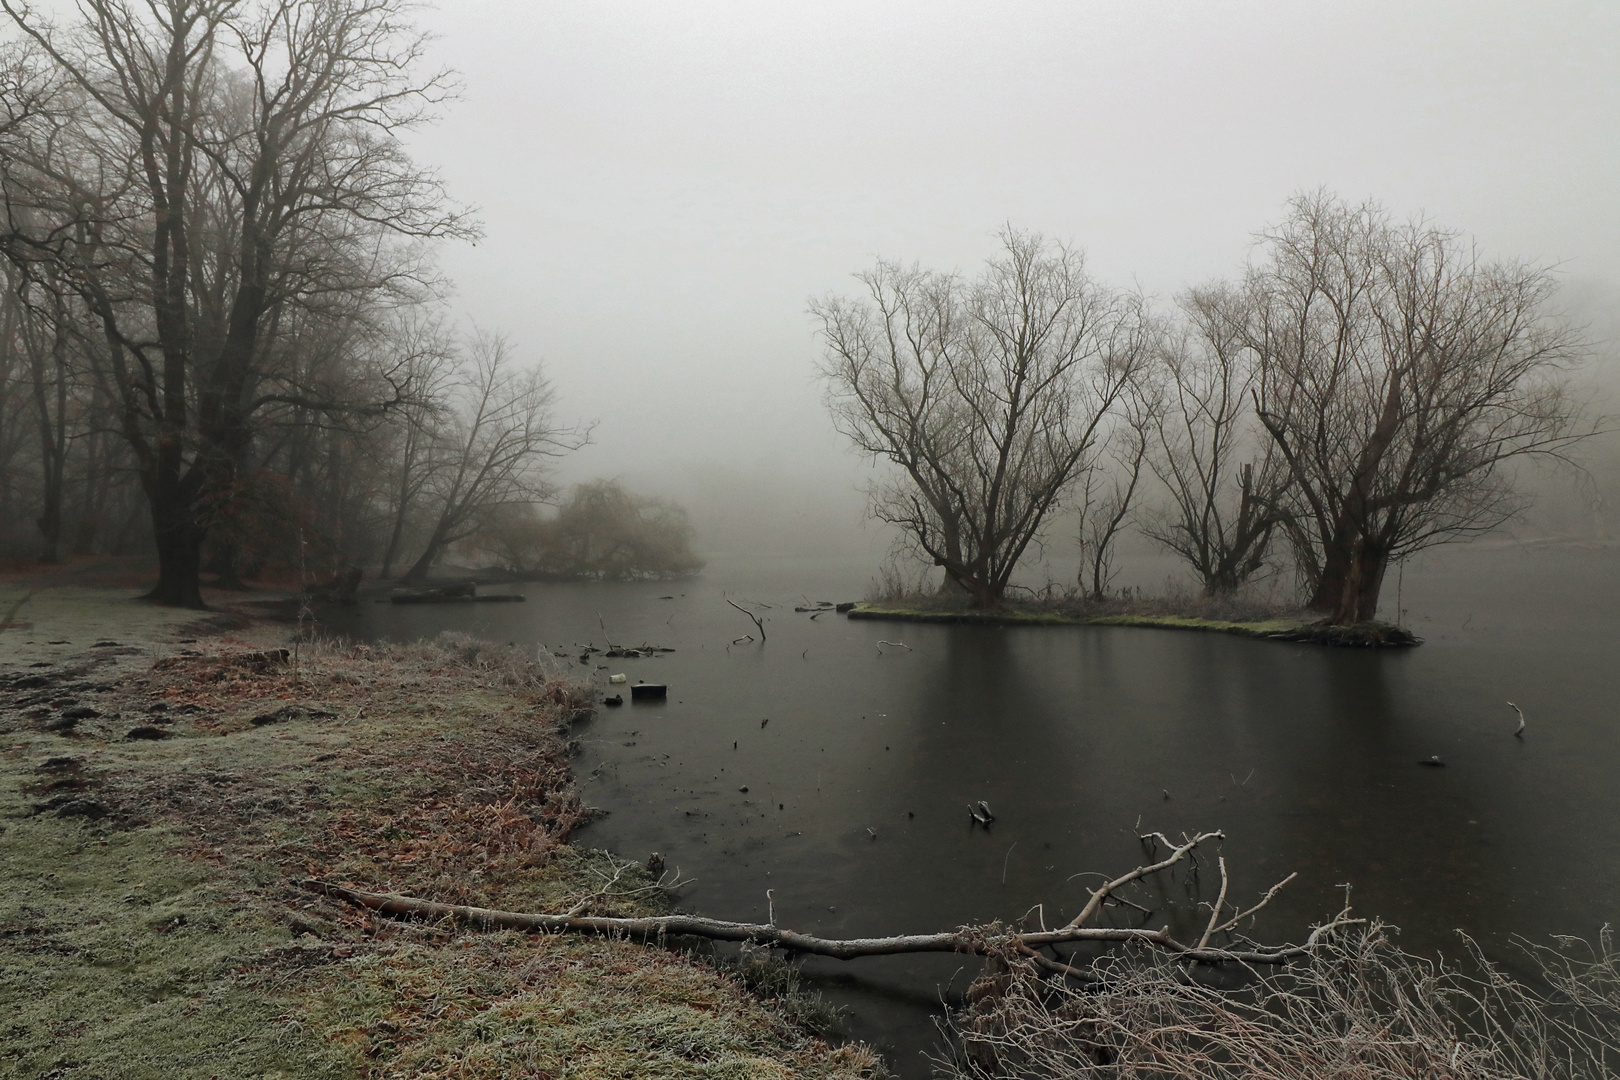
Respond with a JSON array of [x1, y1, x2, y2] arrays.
[[725, 596, 766, 643], [304, 831, 1358, 967]]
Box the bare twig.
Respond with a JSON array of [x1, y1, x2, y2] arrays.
[[1065, 831, 1220, 930], [1508, 700, 1526, 737], [1196, 856, 1231, 951], [725, 597, 766, 643], [1212, 872, 1299, 935]]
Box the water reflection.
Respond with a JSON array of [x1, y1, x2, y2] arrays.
[[319, 546, 1620, 1078]]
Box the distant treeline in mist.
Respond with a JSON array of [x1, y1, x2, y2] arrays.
[[0, 0, 707, 598]]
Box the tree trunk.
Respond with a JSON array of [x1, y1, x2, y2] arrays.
[[402, 521, 451, 584], [379, 509, 408, 579], [146, 516, 206, 607], [208, 536, 246, 589], [35, 453, 62, 562], [29, 290, 69, 564], [142, 464, 207, 608], [1309, 534, 1387, 624]]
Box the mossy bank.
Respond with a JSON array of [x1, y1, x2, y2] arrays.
[[1, 591, 885, 1079]]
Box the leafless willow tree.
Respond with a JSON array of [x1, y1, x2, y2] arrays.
[[1232, 192, 1592, 623], [814, 229, 1152, 608], [1076, 370, 1157, 602], [1141, 286, 1291, 595], [0, 0, 475, 605], [399, 334, 587, 584]]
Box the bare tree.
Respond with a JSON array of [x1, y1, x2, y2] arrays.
[[373, 314, 453, 578], [1141, 286, 1291, 595], [399, 333, 585, 584], [1236, 192, 1592, 623], [1076, 371, 1157, 602], [0, 0, 474, 605], [814, 229, 1151, 608]]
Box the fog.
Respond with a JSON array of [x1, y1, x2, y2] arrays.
[[405, 1, 1617, 558]]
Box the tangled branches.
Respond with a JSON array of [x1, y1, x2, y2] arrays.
[[942, 923, 1620, 1079]]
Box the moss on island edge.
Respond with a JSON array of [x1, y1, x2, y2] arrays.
[[846, 603, 1421, 647]]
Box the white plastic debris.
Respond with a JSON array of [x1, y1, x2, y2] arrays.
[[609, 673, 627, 684]]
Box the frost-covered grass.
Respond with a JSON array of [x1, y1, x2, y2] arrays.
[[1, 623, 887, 1079]]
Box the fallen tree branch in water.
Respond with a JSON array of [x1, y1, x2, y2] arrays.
[[303, 832, 1361, 967]]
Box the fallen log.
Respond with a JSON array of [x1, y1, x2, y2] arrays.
[[302, 830, 1362, 969]]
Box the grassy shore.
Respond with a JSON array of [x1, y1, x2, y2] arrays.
[[846, 594, 1421, 646], [1, 578, 885, 1079]]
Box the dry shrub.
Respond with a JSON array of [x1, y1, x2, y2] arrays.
[[942, 923, 1620, 1079]]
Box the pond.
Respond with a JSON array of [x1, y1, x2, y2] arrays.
[[320, 542, 1620, 1076]]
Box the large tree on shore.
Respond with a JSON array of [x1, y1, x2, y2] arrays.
[[813, 229, 1151, 608], [0, 0, 473, 606], [1237, 192, 1591, 624]]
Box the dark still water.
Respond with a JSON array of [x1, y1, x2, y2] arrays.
[[321, 542, 1620, 1076]]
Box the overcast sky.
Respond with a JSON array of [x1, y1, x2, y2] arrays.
[[400, 0, 1620, 550]]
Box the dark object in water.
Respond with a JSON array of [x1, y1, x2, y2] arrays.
[[602, 694, 623, 706], [390, 580, 525, 604], [391, 590, 524, 604], [836, 602, 856, 613], [631, 684, 667, 701], [1418, 756, 1446, 767]]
